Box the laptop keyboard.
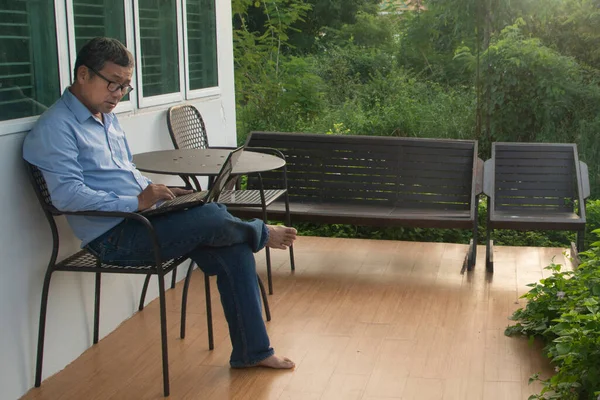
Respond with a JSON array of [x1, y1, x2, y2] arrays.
[[157, 190, 208, 208]]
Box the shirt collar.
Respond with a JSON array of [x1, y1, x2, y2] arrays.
[[62, 88, 111, 125]]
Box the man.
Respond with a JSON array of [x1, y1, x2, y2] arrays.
[[23, 37, 296, 369]]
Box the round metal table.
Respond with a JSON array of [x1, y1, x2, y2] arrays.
[[132, 148, 285, 176]]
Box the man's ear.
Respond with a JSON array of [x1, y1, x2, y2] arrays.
[[75, 65, 89, 84]]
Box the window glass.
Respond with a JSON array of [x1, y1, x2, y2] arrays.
[[73, 0, 128, 100], [0, 0, 60, 121], [139, 0, 179, 97], [73, 0, 126, 52], [187, 0, 218, 90]]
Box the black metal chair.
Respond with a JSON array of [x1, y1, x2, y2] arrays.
[[26, 162, 270, 397], [166, 104, 295, 295]]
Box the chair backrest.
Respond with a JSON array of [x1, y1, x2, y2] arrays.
[[491, 142, 583, 214], [167, 104, 209, 150], [25, 162, 61, 217]]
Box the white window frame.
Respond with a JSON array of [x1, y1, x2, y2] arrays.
[[65, 0, 137, 114], [0, 0, 69, 136], [182, 0, 221, 100], [133, 0, 186, 108]]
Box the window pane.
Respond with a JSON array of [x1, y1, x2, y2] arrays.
[[187, 0, 218, 90], [73, 0, 126, 53], [139, 0, 179, 97], [73, 0, 128, 100], [0, 0, 60, 122]]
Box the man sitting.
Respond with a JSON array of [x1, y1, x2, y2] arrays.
[[23, 37, 296, 369]]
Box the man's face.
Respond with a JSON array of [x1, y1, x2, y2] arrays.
[[76, 61, 133, 116]]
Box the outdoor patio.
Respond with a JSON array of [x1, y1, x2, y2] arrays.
[[20, 236, 566, 400]]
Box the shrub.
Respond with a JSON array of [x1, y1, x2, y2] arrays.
[[505, 233, 600, 399]]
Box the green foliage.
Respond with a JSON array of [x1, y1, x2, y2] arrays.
[[286, 0, 381, 53], [526, 0, 600, 70], [477, 22, 600, 143], [505, 236, 600, 399]]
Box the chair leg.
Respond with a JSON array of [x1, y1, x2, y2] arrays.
[[265, 247, 273, 295], [204, 274, 214, 350], [157, 273, 170, 397], [258, 175, 274, 295], [257, 275, 271, 322], [35, 269, 54, 387], [284, 190, 295, 272], [288, 245, 295, 272], [93, 272, 101, 344], [139, 274, 151, 311], [180, 260, 195, 339], [170, 266, 178, 289]]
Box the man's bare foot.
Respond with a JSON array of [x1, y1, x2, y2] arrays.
[[266, 225, 297, 250], [256, 355, 295, 369]]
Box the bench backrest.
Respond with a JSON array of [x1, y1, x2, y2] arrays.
[[245, 132, 478, 212], [489, 142, 584, 214]]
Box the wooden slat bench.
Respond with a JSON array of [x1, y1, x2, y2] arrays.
[[229, 132, 484, 271], [483, 142, 590, 272]]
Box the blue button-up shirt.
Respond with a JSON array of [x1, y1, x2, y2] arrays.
[[23, 89, 151, 246]]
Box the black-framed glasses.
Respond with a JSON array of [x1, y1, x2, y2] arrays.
[[86, 65, 134, 95]]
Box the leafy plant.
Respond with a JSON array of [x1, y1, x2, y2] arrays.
[[505, 232, 600, 399]]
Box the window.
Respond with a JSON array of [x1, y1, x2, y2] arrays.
[[72, 0, 126, 53], [138, 0, 179, 97], [186, 0, 218, 90], [72, 0, 128, 100], [0, 0, 60, 122]]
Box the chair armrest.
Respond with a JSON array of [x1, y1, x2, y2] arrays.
[[244, 146, 286, 161], [62, 210, 164, 267], [580, 161, 591, 199], [483, 159, 494, 197]]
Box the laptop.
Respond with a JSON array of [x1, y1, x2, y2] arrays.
[[140, 146, 243, 217]]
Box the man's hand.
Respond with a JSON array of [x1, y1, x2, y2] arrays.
[[137, 184, 177, 210], [170, 187, 193, 197]]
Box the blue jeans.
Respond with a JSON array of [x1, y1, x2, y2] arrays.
[[86, 203, 274, 367]]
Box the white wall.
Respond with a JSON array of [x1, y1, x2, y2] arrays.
[[0, 4, 236, 399]]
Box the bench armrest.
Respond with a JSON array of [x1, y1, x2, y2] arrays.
[[580, 161, 591, 199], [483, 159, 494, 197], [474, 158, 484, 195]]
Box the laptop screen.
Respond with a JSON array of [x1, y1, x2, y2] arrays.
[[205, 146, 244, 202]]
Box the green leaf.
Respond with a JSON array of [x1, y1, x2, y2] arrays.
[[555, 342, 571, 355]]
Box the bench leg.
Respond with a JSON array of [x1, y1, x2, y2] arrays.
[[485, 205, 494, 273], [569, 230, 586, 269], [462, 239, 473, 273], [577, 230, 585, 253], [468, 217, 478, 271]]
